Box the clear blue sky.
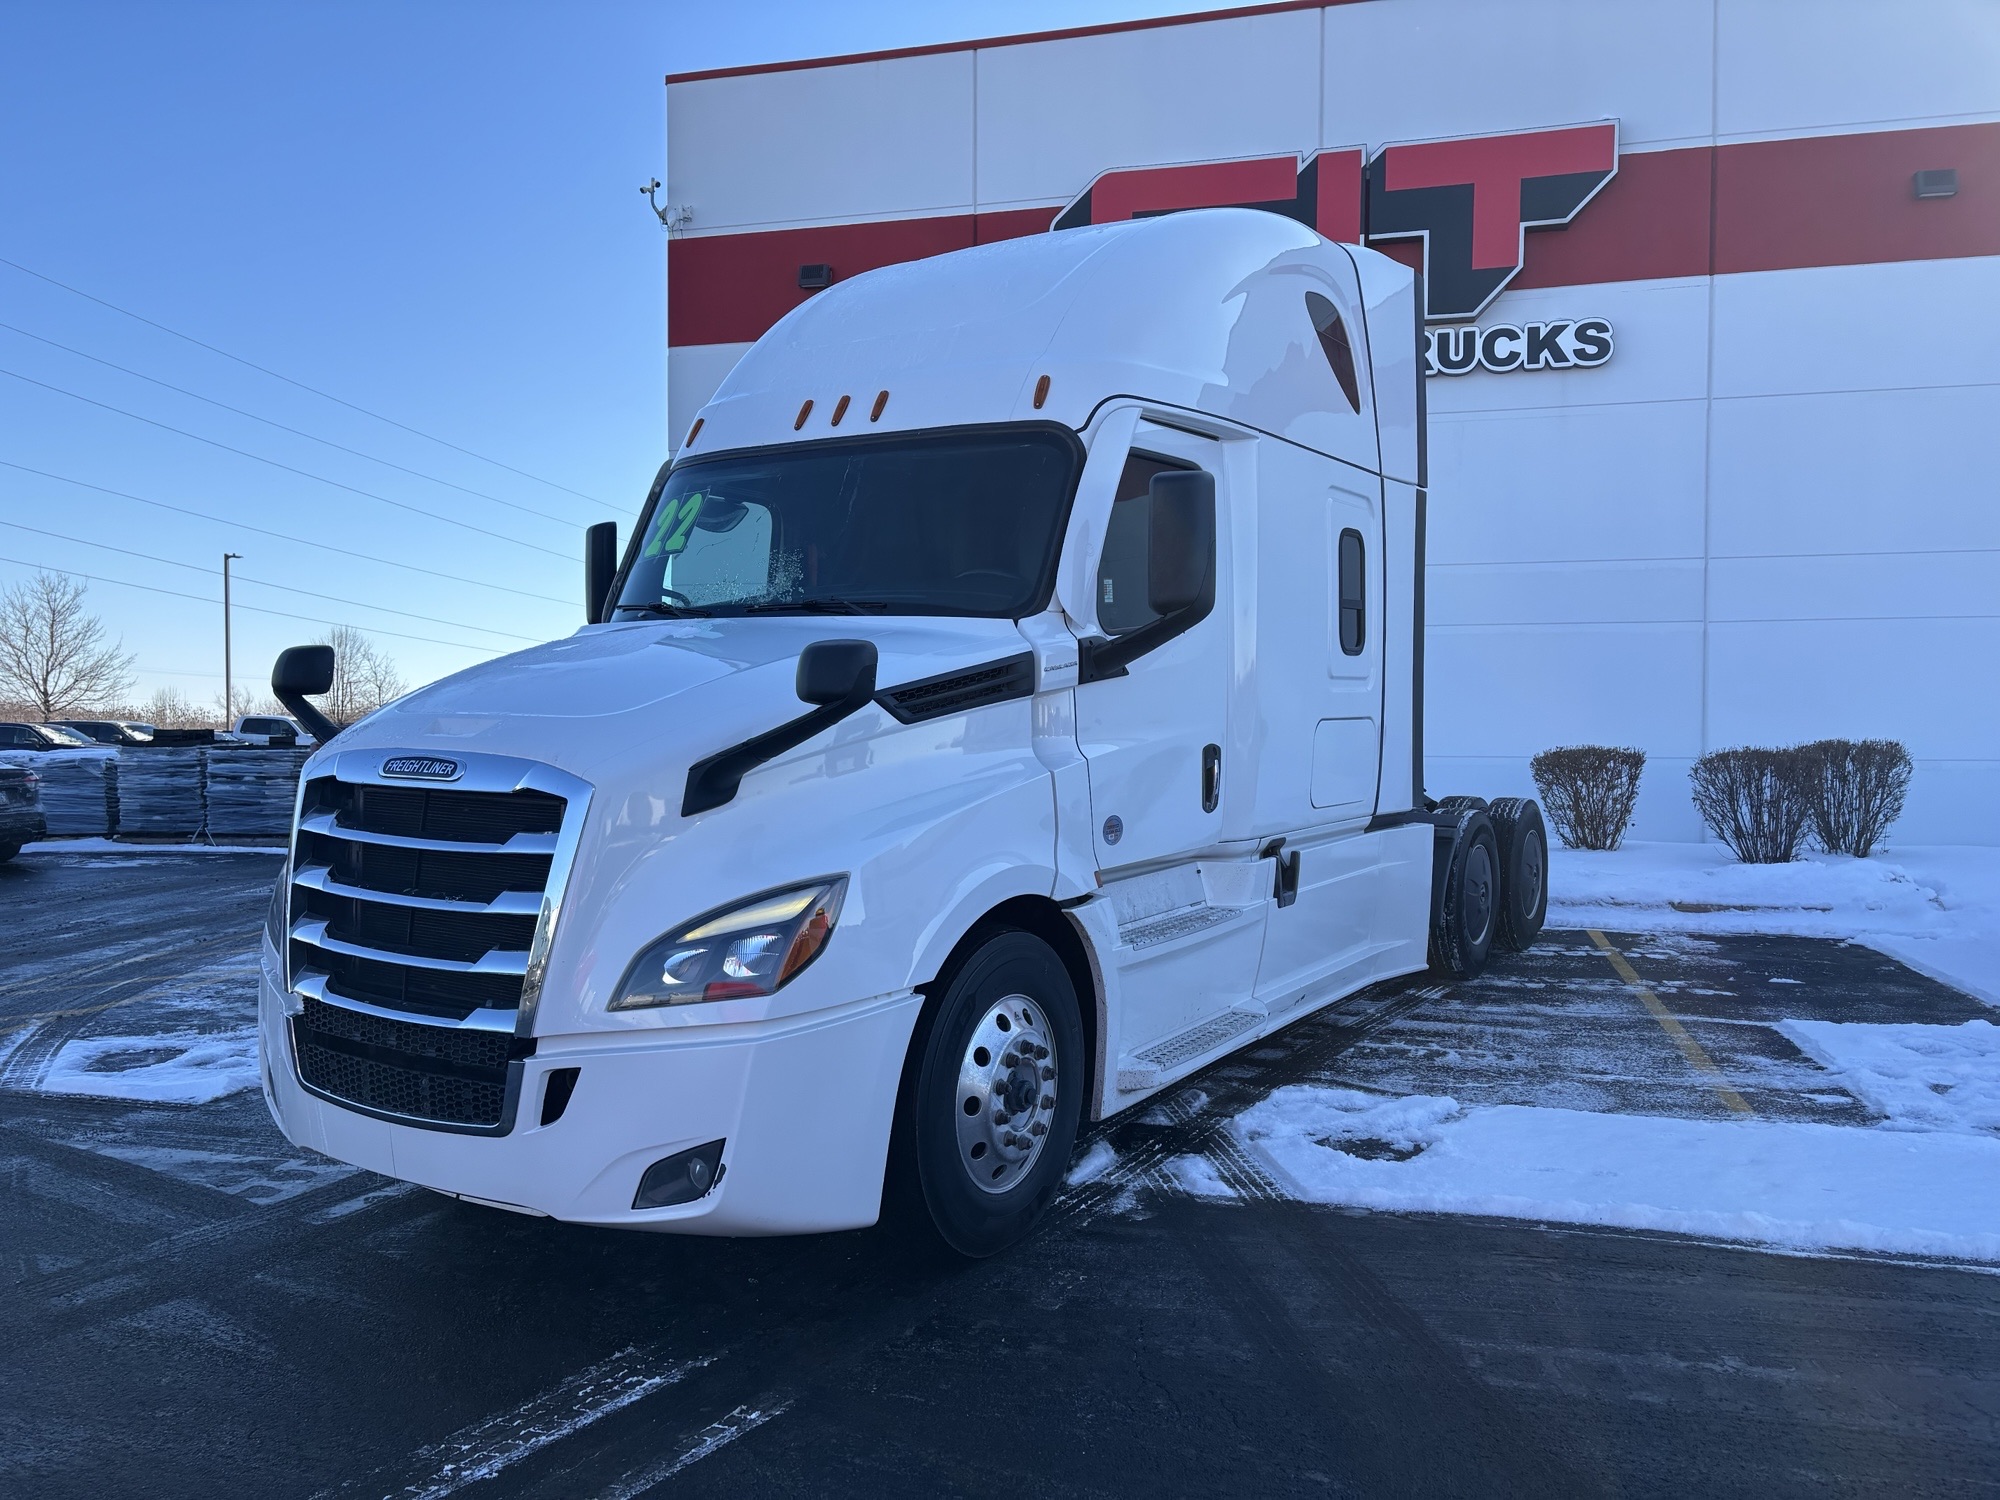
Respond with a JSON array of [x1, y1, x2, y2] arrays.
[[0, 0, 1193, 711]]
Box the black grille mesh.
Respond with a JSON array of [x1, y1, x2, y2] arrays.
[[292, 997, 528, 1130], [298, 832, 552, 905], [310, 781, 563, 844]]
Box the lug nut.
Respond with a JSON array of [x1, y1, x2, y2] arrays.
[[1033, 1044, 1049, 1060], [993, 1108, 1010, 1124], [1041, 1065, 1055, 1081], [1029, 1121, 1047, 1137], [1040, 1095, 1054, 1110]]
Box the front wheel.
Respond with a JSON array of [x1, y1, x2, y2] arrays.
[[895, 930, 1084, 1257]]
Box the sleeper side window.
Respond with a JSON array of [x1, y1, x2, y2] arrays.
[[1338, 528, 1365, 655], [1306, 291, 1362, 414], [1097, 451, 1195, 637]]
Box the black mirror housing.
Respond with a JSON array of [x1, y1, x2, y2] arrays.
[[271, 645, 342, 744], [1147, 469, 1216, 617], [585, 521, 620, 624], [273, 644, 335, 697], [796, 639, 878, 707]]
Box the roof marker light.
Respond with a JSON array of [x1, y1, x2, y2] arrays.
[[831, 394, 851, 426], [1033, 374, 1051, 409], [685, 417, 703, 447], [870, 390, 889, 422], [794, 399, 814, 430]]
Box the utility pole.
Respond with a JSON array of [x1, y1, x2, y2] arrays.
[[222, 552, 242, 726]]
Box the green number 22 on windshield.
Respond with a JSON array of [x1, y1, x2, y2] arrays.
[[644, 493, 705, 558]]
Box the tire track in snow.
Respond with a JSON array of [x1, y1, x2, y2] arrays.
[[323, 1349, 716, 1500], [597, 1401, 793, 1497]]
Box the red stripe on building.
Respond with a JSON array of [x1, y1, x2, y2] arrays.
[[669, 123, 2000, 347], [664, 1, 1363, 87], [1714, 122, 2000, 274]]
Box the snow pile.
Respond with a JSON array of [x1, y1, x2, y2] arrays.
[[1237, 1085, 2000, 1262], [23, 838, 282, 854], [1549, 842, 2000, 1006], [40, 1029, 260, 1105], [1779, 1019, 2000, 1135], [1065, 1138, 1119, 1186]]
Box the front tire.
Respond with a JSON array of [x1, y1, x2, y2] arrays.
[[897, 930, 1084, 1258]]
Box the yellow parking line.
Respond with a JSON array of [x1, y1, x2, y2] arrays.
[[1587, 929, 1753, 1116]]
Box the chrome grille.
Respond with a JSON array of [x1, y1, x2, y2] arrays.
[[282, 749, 591, 1134]]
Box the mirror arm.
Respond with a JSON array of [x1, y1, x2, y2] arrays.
[[274, 687, 342, 745], [1076, 599, 1207, 684], [681, 679, 875, 817]]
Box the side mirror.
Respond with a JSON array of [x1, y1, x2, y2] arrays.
[[271, 645, 342, 744], [1147, 469, 1216, 617], [796, 639, 878, 707], [585, 521, 619, 624]]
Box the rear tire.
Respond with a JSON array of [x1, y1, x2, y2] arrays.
[[1428, 809, 1499, 980], [1432, 794, 1488, 817], [1488, 797, 1548, 952], [0, 843, 20, 864], [892, 930, 1084, 1258]]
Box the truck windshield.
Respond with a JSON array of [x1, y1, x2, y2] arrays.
[[613, 427, 1081, 619]]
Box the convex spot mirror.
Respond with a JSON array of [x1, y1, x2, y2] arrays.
[[1147, 469, 1216, 617], [796, 638, 878, 707]]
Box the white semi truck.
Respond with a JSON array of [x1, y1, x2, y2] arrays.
[[259, 210, 1547, 1255]]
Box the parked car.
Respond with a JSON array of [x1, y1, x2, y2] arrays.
[[0, 765, 45, 860], [230, 714, 313, 748], [53, 719, 156, 746], [0, 722, 96, 750]]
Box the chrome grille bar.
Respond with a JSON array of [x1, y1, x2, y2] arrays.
[[290, 915, 530, 975], [291, 863, 544, 916], [298, 810, 558, 856]]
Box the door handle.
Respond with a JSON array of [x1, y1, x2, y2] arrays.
[[1201, 743, 1221, 813]]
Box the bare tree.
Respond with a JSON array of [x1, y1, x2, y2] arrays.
[[136, 685, 212, 729], [0, 572, 136, 718], [316, 626, 406, 723]]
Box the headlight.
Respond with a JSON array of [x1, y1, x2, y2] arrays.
[[265, 856, 291, 952], [608, 877, 847, 1011]]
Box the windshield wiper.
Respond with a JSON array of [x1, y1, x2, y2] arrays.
[[618, 601, 709, 620], [739, 598, 890, 615]]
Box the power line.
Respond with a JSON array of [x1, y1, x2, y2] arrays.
[[0, 253, 611, 507], [0, 517, 545, 644], [1, 366, 572, 559], [0, 322, 634, 526], [0, 458, 575, 607], [0, 551, 511, 654]]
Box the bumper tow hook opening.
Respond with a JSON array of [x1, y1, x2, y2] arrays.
[[634, 1139, 726, 1210]]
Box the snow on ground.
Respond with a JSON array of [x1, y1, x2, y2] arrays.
[[1778, 1019, 2000, 1135], [1237, 1085, 2000, 1263], [1549, 842, 2000, 1007], [40, 1028, 260, 1105], [22, 838, 283, 855]]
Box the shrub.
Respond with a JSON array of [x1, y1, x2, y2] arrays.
[[1799, 738, 1912, 858], [1688, 747, 1814, 863], [1530, 746, 1645, 851]]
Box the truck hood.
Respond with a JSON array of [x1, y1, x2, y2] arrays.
[[328, 614, 1043, 787]]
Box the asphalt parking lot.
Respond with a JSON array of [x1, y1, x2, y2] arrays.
[[3, 850, 1996, 1498]]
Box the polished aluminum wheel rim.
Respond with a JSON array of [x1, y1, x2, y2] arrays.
[[954, 993, 1057, 1194]]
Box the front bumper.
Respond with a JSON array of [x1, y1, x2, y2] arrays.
[[258, 959, 924, 1234], [0, 808, 45, 844]]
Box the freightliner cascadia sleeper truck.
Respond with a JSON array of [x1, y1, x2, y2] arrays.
[[259, 210, 1548, 1255]]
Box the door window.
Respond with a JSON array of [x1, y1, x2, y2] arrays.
[[1337, 528, 1366, 655], [1096, 451, 1196, 637]]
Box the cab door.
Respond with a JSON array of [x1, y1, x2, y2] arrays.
[[1072, 424, 1229, 871]]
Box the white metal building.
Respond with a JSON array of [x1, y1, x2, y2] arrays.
[[663, 0, 2000, 844]]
